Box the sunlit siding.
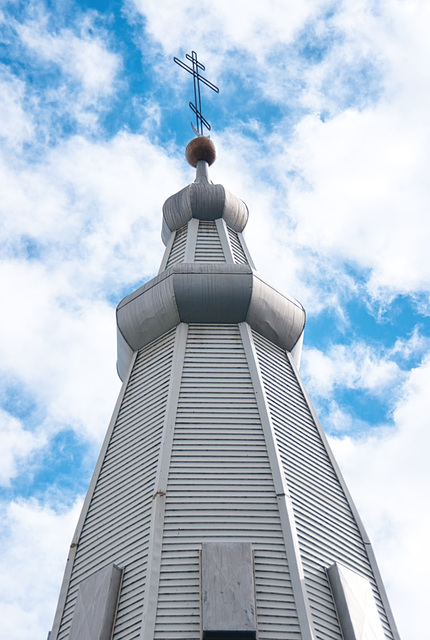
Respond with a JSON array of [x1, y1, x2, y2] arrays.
[[227, 226, 248, 264], [252, 330, 395, 640], [194, 220, 225, 262], [166, 225, 187, 267], [56, 329, 176, 640], [153, 324, 301, 640]]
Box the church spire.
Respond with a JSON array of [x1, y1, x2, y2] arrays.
[[49, 139, 400, 640]]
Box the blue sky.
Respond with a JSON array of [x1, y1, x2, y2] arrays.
[[0, 1, 429, 638]]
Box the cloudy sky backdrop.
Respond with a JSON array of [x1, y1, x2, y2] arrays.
[[0, 1, 429, 638]]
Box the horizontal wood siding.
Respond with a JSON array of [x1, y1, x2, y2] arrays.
[[166, 225, 187, 267], [57, 329, 176, 640], [227, 226, 248, 264], [154, 324, 301, 640], [194, 220, 226, 262], [252, 330, 395, 640]]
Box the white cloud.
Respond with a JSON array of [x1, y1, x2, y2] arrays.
[[0, 259, 118, 441], [130, 0, 430, 301], [130, 0, 329, 56], [4, 7, 122, 132], [302, 340, 405, 399], [0, 67, 34, 146], [16, 17, 120, 99], [0, 409, 47, 485], [0, 132, 188, 444], [127, 0, 335, 108], [330, 354, 430, 639], [277, 1, 430, 299], [390, 327, 430, 361], [285, 103, 430, 296], [0, 497, 82, 640]]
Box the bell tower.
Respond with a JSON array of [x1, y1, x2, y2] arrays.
[[49, 136, 400, 640]]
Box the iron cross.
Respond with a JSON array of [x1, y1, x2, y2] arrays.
[[174, 51, 219, 136]]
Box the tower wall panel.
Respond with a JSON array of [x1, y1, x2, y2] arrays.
[[153, 324, 301, 640], [252, 330, 395, 640], [195, 220, 226, 261], [56, 329, 176, 640]]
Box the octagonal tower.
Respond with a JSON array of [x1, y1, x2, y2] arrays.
[[50, 139, 400, 640]]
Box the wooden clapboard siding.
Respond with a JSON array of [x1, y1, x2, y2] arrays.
[[252, 330, 395, 640], [166, 225, 187, 267], [56, 329, 176, 640], [227, 226, 248, 264], [194, 220, 226, 262], [153, 324, 301, 640]]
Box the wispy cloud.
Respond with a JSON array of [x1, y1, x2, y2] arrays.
[[0, 497, 82, 640], [0, 409, 47, 485], [1, 3, 122, 138], [302, 341, 406, 398]]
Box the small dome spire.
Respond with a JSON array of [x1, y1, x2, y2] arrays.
[[185, 136, 216, 167]]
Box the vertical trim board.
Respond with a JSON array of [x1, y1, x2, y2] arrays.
[[166, 225, 187, 267], [227, 226, 248, 264], [215, 218, 235, 264], [159, 231, 176, 273], [237, 231, 255, 269]]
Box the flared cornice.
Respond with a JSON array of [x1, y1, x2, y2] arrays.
[[116, 263, 305, 380]]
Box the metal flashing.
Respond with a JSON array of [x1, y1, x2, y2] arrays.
[[327, 563, 386, 640], [68, 564, 123, 640], [202, 542, 256, 639], [116, 263, 305, 380], [190, 181, 225, 220], [215, 218, 235, 264]]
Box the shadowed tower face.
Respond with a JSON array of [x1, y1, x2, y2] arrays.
[[50, 137, 400, 640]]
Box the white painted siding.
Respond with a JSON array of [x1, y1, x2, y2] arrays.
[[153, 324, 301, 640], [227, 226, 248, 264], [194, 220, 225, 262], [56, 330, 176, 640], [54, 321, 397, 640], [166, 225, 187, 267], [252, 330, 395, 640]]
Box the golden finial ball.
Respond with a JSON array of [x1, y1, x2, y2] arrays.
[[185, 137, 217, 167]]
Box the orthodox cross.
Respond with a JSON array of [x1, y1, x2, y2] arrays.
[[174, 51, 219, 136]]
